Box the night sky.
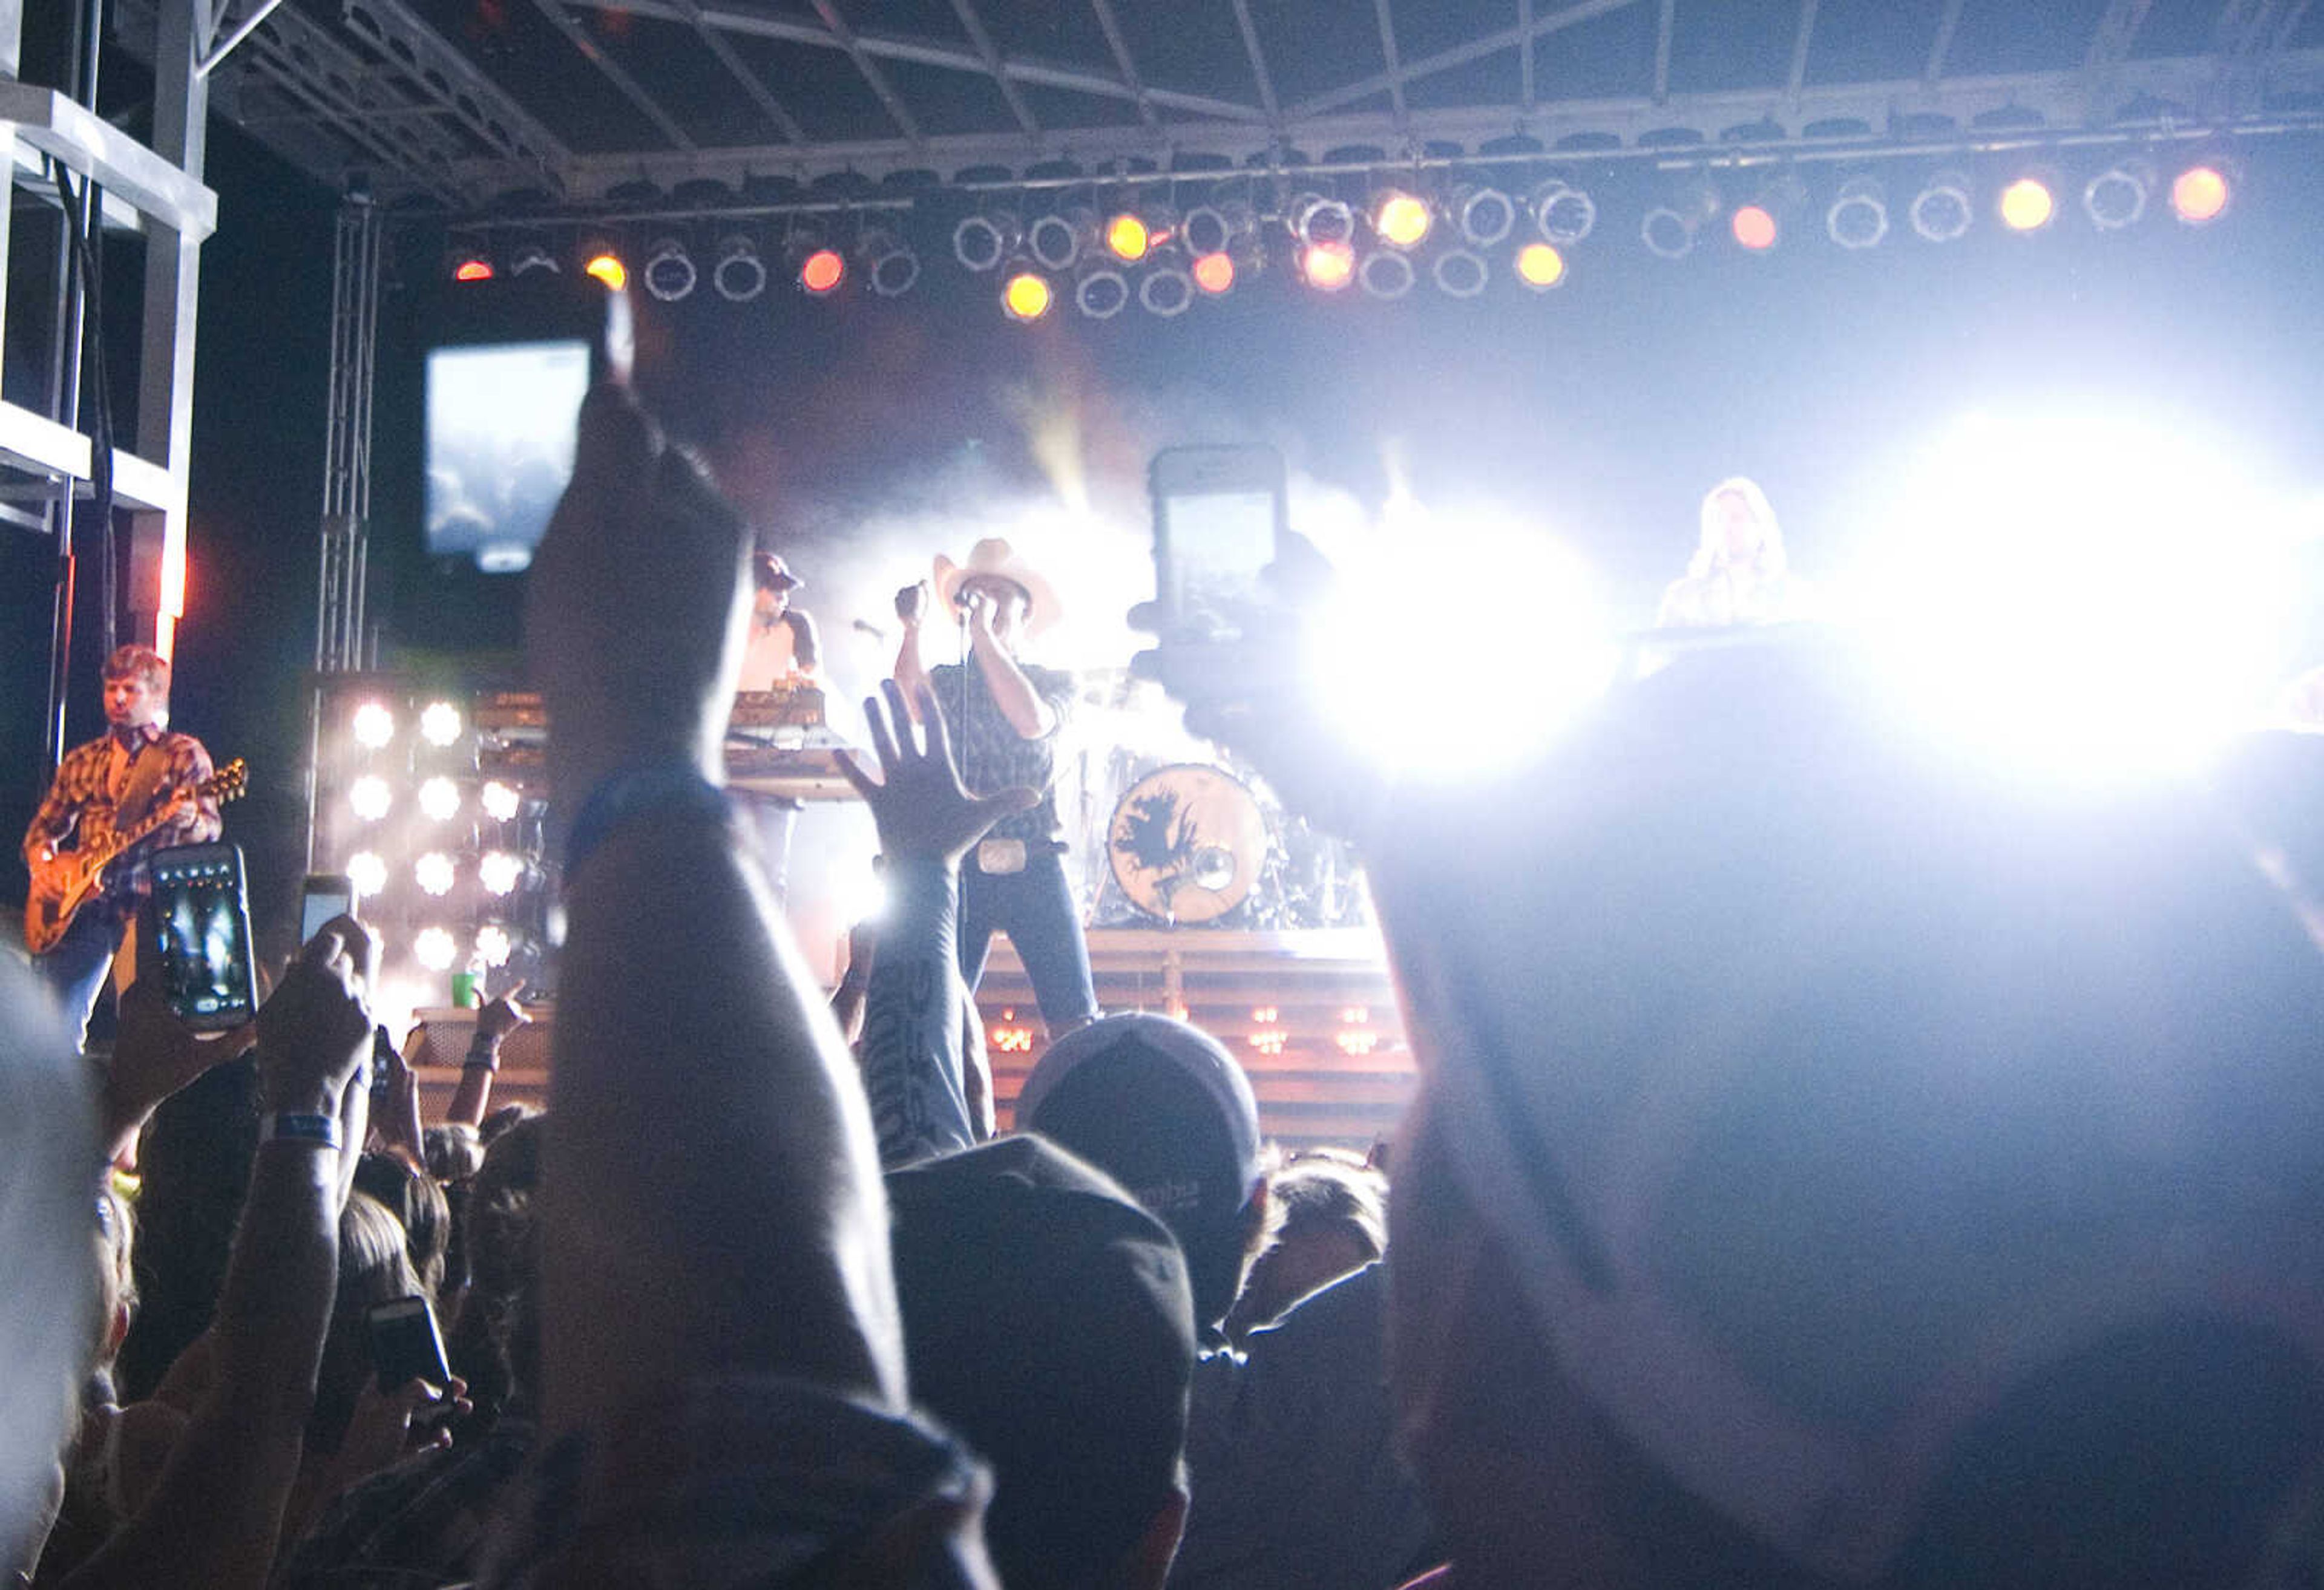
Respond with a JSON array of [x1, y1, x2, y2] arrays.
[[7, 56, 2324, 960]]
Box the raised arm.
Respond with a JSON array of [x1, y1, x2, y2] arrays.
[[837, 680, 1034, 1168], [892, 581, 933, 718], [527, 386, 908, 1438], [60, 920, 376, 1590], [441, 986, 527, 1130], [965, 608, 1055, 740]]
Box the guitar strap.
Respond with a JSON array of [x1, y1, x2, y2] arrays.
[[114, 739, 176, 834]]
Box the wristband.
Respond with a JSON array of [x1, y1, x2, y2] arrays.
[[259, 1111, 342, 1151], [565, 764, 730, 877], [464, 1030, 501, 1071]]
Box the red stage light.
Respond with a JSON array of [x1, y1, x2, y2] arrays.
[[1730, 204, 1778, 250], [799, 247, 845, 295], [453, 257, 494, 283], [1192, 251, 1235, 294]]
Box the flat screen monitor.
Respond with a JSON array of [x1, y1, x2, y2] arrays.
[[424, 339, 591, 573]]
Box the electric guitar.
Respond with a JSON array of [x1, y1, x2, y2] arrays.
[[24, 758, 248, 955]]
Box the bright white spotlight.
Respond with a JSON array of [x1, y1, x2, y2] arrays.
[[351, 701, 396, 749], [415, 852, 458, 895], [1837, 411, 2302, 780], [474, 923, 513, 967], [418, 776, 462, 822], [346, 850, 389, 897], [413, 926, 459, 972], [479, 850, 525, 896], [480, 780, 522, 823], [349, 775, 393, 822], [1304, 503, 1617, 780], [419, 700, 464, 747]]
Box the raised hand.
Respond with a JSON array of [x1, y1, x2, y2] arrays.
[[895, 580, 930, 626], [255, 917, 378, 1120], [525, 385, 752, 814], [476, 981, 531, 1045], [836, 679, 1036, 865]]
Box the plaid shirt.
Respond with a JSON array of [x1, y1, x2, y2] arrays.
[[23, 725, 222, 903], [276, 1418, 536, 1589], [928, 660, 1074, 848]]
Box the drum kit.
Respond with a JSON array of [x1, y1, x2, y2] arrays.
[[1068, 670, 1368, 931]]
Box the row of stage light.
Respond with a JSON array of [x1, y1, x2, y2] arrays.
[[447, 154, 2236, 319]]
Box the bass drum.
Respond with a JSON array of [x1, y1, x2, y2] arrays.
[[1108, 764, 1270, 925]]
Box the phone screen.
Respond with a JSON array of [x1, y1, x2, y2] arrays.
[[300, 876, 356, 944], [366, 1295, 453, 1391], [1161, 488, 1278, 635], [149, 845, 259, 1030]]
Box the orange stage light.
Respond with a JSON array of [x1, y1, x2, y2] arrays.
[[1373, 191, 1432, 248], [1002, 270, 1054, 321], [1301, 241, 1356, 292], [1103, 212, 1151, 263], [583, 252, 628, 291], [1998, 177, 2055, 232], [799, 247, 845, 295], [1192, 250, 1236, 294], [2170, 165, 2230, 225], [453, 257, 494, 283], [1514, 241, 1566, 289], [1730, 204, 1779, 250]]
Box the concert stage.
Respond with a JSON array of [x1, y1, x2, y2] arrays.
[[409, 924, 1416, 1156]]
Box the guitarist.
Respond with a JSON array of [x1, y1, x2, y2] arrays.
[[21, 644, 222, 1045]]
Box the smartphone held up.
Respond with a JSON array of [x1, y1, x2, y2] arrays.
[[144, 842, 261, 1032]]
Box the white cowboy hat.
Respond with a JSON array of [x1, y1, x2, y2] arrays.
[[933, 537, 1062, 638]]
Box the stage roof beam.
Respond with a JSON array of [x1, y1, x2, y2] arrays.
[[527, 0, 696, 148], [1787, 0, 1819, 103], [1290, 0, 1649, 120], [1087, 0, 1159, 126], [1375, 0, 1410, 129], [340, 0, 571, 174], [1925, 0, 1966, 84], [669, 0, 806, 143], [807, 0, 924, 146], [1652, 0, 1675, 103], [1229, 0, 1284, 127], [950, 0, 1040, 136]]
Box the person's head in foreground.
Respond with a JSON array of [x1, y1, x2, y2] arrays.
[[887, 1134, 1195, 1590], [1373, 642, 2324, 1590], [1015, 1012, 1267, 1339]]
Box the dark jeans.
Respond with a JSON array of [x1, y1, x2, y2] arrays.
[[36, 898, 130, 1051], [959, 846, 1098, 1036]]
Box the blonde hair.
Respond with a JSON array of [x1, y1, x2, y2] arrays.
[[1690, 477, 1787, 580]]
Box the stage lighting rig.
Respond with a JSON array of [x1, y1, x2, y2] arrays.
[[580, 239, 628, 292], [1299, 240, 1356, 292], [1075, 264, 1131, 319], [799, 247, 846, 296], [2083, 159, 2153, 230], [1002, 264, 1054, 321], [448, 244, 494, 283], [1431, 249, 1489, 297], [509, 240, 560, 276], [1182, 198, 1254, 257], [1728, 173, 1805, 253], [1192, 250, 1236, 295], [1103, 210, 1149, 263], [953, 210, 1020, 272], [1140, 249, 1196, 316], [712, 236, 767, 301], [1290, 192, 1357, 249], [2170, 162, 2231, 224], [1451, 183, 1517, 248], [1826, 176, 1889, 249], [865, 229, 921, 296], [1909, 171, 1974, 242], [1359, 248, 1416, 299], [1514, 241, 1566, 290], [351, 700, 395, 750], [1641, 175, 1718, 260], [1370, 188, 1433, 249], [1028, 208, 1093, 271], [1998, 172, 2057, 232], [1529, 178, 1597, 246], [642, 237, 697, 301]]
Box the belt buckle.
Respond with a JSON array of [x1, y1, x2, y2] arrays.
[[977, 837, 1028, 875]]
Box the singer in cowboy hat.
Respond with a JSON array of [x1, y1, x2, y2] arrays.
[[893, 537, 1098, 1037]]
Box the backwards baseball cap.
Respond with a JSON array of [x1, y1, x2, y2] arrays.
[[1374, 643, 2324, 1582], [1015, 1012, 1263, 1331], [887, 1135, 1194, 1589]]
